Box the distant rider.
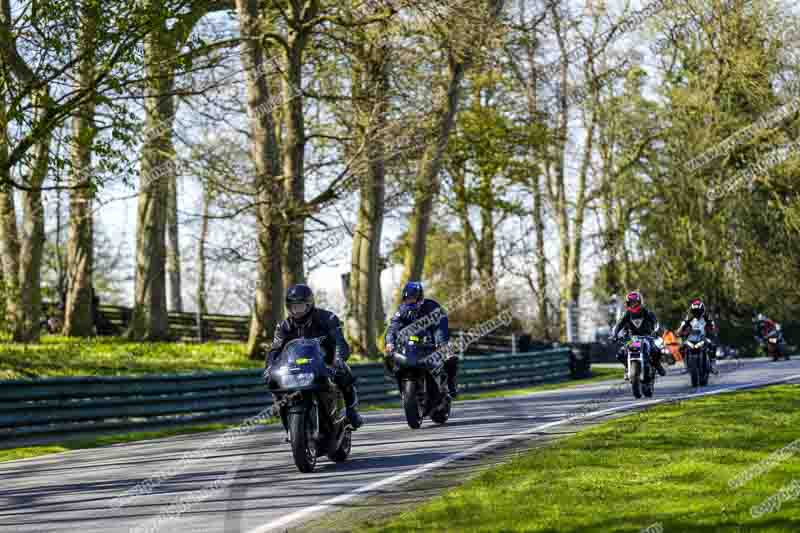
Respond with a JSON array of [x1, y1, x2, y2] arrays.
[[753, 312, 784, 352], [611, 291, 666, 380], [385, 281, 458, 398], [263, 284, 363, 429], [676, 299, 719, 374]]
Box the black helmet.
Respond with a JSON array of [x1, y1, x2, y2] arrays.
[[286, 284, 314, 320], [689, 299, 705, 318]]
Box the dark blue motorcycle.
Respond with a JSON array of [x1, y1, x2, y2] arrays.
[[388, 335, 452, 429]]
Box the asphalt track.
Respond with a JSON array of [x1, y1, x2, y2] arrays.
[[1, 357, 798, 533]]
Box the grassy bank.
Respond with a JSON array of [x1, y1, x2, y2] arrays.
[[355, 384, 800, 533], [0, 335, 376, 379], [0, 336, 257, 379]]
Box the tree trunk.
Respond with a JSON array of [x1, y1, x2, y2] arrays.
[[236, 0, 285, 360], [281, 2, 319, 288], [401, 56, 469, 293], [452, 160, 474, 289], [399, 0, 505, 299], [0, 86, 21, 335], [64, 1, 99, 336], [16, 89, 52, 341], [166, 173, 183, 311], [477, 171, 497, 314], [127, 0, 226, 339], [532, 170, 548, 336], [348, 39, 389, 358], [128, 28, 175, 340], [196, 184, 210, 315]]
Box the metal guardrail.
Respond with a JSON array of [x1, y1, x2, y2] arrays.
[[0, 348, 571, 443]]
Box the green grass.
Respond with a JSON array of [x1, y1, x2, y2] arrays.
[[355, 384, 800, 533], [0, 335, 375, 379]]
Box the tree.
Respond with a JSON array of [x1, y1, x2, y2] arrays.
[[128, 0, 233, 340], [63, 0, 100, 336], [399, 0, 507, 297], [236, 0, 285, 360]]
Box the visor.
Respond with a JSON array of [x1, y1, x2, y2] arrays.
[[288, 302, 311, 317]]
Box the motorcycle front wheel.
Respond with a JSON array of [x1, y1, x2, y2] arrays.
[[403, 380, 423, 429], [630, 360, 642, 399], [699, 356, 710, 386], [289, 410, 317, 473]]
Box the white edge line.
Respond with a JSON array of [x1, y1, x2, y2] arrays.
[[246, 372, 800, 533]]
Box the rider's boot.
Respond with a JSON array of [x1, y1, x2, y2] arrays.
[[445, 357, 459, 399], [655, 360, 667, 377], [343, 386, 363, 430]]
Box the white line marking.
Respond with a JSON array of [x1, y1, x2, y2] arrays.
[[246, 372, 800, 533]]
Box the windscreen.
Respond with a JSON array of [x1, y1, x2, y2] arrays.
[[276, 338, 324, 366]]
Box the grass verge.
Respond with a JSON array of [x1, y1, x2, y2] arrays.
[[0, 369, 618, 463], [0, 335, 375, 379], [354, 384, 800, 533]]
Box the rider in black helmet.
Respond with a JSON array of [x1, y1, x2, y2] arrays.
[[263, 284, 363, 429], [676, 298, 719, 374]]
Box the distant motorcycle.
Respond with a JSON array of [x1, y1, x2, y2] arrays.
[[267, 338, 352, 473], [683, 326, 711, 388], [624, 335, 657, 399], [764, 324, 790, 361], [388, 335, 452, 429]]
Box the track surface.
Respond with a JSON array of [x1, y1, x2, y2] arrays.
[[1, 357, 799, 533]]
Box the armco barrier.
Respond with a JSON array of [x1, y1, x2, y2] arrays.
[[0, 348, 570, 444]]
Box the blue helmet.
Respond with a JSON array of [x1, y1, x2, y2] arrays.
[[399, 281, 424, 316]]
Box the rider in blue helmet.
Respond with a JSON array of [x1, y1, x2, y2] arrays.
[[385, 281, 458, 397]]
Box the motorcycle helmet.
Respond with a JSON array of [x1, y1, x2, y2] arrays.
[[625, 291, 643, 316], [399, 281, 424, 318], [689, 299, 705, 319], [286, 284, 314, 321]]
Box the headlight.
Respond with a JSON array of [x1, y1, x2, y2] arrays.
[[688, 341, 704, 348], [282, 372, 315, 388], [769, 338, 777, 343]]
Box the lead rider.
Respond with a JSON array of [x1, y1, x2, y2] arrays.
[[263, 284, 363, 429], [611, 291, 667, 381]]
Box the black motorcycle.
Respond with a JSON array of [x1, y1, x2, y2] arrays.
[[388, 335, 452, 429], [684, 327, 711, 387], [267, 338, 352, 473]]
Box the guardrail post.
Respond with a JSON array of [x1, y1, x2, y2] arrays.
[[196, 308, 203, 343]]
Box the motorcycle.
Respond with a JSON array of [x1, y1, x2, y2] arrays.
[[654, 335, 675, 365], [765, 325, 790, 361], [267, 338, 352, 473], [683, 326, 711, 387], [388, 335, 452, 429], [624, 335, 657, 399]]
